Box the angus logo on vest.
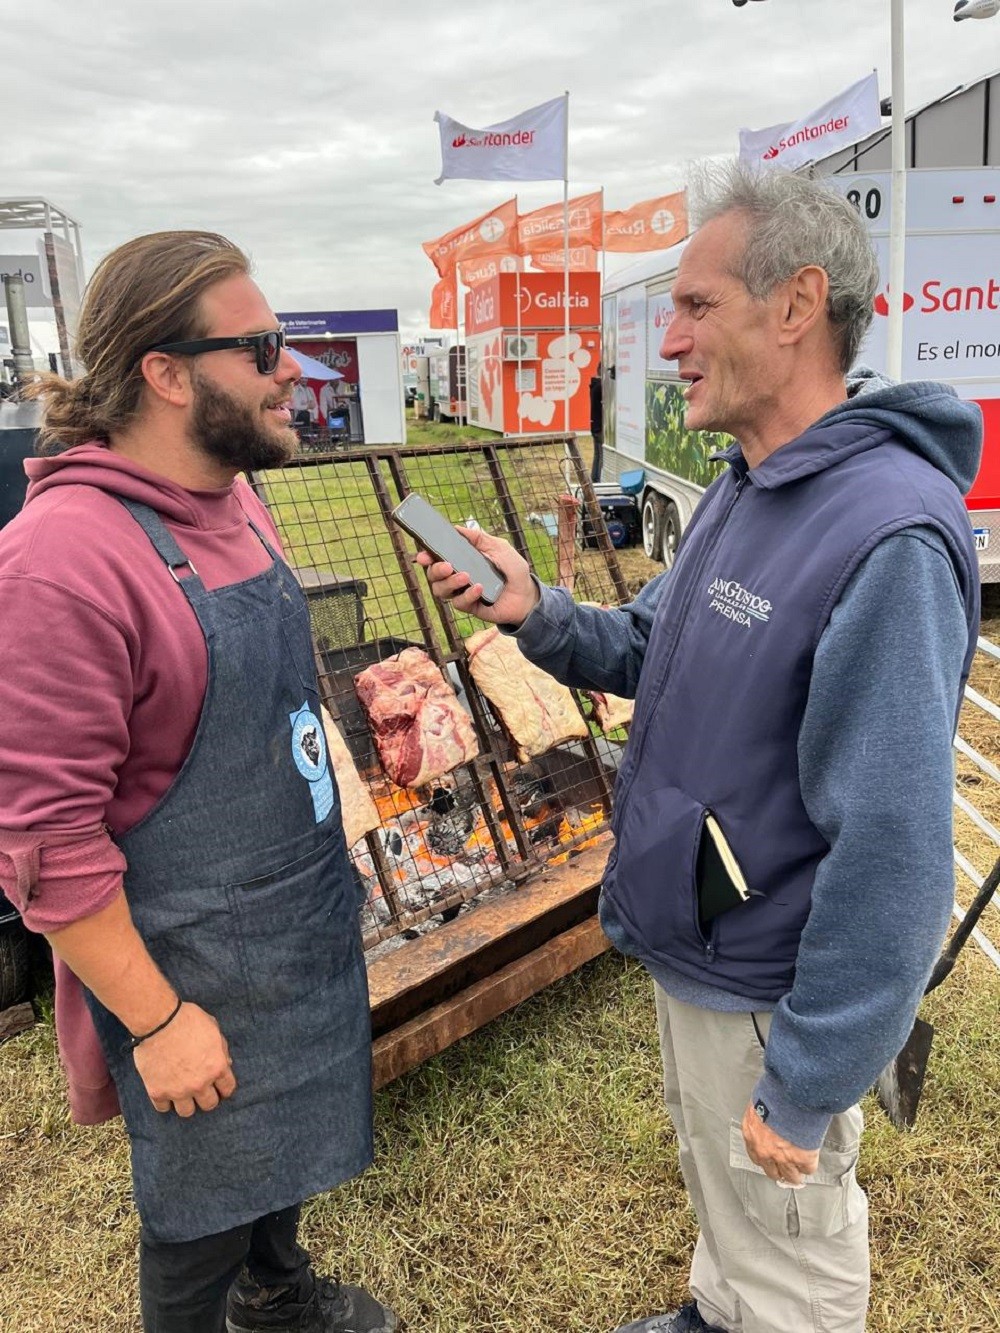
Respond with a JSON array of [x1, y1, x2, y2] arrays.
[[707, 576, 772, 629], [289, 702, 335, 824]]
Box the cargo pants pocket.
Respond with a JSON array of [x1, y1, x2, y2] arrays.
[[728, 1118, 867, 1241]]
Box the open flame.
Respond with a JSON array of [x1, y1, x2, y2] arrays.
[[549, 808, 605, 865], [354, 767, 609, 935]]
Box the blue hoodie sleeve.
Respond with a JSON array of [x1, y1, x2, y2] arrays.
[[751, 527, 970, 1148], [511, 570, 668, 698]]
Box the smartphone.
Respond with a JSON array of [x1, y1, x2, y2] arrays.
[[391, 493, 506, 605]]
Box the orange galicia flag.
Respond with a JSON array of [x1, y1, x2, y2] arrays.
[[422, 198, 519, 279], [429, 273, 458, 329], [530, 246, 598, 272], [604, 190, 687, 253], [518, 190, 602, 256], [457, 254, 523, 287]]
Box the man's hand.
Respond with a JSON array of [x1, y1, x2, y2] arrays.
[[415, 527, 539, 627], [133, 1002, 237, 1118], [741, 1101, 820, 1186]]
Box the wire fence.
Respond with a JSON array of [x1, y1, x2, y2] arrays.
[[252, 435, 630, 951], [254, 440, 1000, 977], [954, 635, 1000, 973]]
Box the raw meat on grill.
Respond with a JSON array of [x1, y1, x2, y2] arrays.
[[584, 689, 634, 733], [574, 603, 634, 733], [354, 647, 479, 789], [320, 705, 380, 848], [464, 626, 588, 761]]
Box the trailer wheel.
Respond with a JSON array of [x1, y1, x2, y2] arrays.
[[641, 493, 665, 560], [661, 501, 681, 569], [0, 921, 30, 1011]]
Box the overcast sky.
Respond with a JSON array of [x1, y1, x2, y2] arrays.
[[4, 0, 998, 350]]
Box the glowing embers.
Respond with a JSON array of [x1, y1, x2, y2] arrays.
[[353, 766, 608, 937]]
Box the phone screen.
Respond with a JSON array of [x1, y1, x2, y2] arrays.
[[391, 494, 506, 605]]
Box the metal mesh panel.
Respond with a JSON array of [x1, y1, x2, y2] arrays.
[[250, 434, 631, 953], [296, 571, 368, 652]]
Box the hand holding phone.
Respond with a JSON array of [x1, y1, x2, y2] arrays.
[[391, 494, 507, 605]]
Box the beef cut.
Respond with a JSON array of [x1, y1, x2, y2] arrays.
[[320, 705, 380, 847], [354, 647, 479, 789], [575, 604, 633, 732], [464, 626, 588, 761], [584, 690, 634, 733]]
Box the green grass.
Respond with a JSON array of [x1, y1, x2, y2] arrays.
[[3, 427, 997, 1330], [3, 946, 999, 1332]]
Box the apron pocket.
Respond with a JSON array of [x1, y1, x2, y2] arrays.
[[229, 831, 360, 1021], [728, 1119, 866, 1240]]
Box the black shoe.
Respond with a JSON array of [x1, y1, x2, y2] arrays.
[[613, 1302, 729, 1333], [226, 1269, 400, 1333]]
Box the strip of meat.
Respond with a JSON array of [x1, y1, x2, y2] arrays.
[[354, 648, 479, 789], [584, 690, 634, 733], [464, 626, 588, 761], [320, 705, 380, 847]]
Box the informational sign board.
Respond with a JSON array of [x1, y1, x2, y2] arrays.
[[614, 284, 647, 459], [0, 255, 49, 308], [646, 290, 676, 374], [826, 170, 1000, 384]]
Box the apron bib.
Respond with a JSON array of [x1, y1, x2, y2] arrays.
[[86, 497, 373, 1242]]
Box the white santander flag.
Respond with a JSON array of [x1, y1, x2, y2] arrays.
[[434, 95, 568, 184], [739, 73, 881, 172]]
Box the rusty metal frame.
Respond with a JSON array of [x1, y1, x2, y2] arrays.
[[250, 437, 626, 959]]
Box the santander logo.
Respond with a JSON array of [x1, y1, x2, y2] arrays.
[[873, 287, 915, 317]]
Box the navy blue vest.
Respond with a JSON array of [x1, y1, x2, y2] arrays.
[[600, 424, 978, 1002]]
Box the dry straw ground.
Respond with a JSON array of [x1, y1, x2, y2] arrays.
[[1, 573, 999, 1333]]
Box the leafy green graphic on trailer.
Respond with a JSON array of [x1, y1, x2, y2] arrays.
[[645, 382, 729, 489]]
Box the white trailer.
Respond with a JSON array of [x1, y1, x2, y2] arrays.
[[600, 167, 1000, 577], [600, 239, 715, 568]]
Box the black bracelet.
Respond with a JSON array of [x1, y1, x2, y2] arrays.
[[121, 997, 183, 1054]]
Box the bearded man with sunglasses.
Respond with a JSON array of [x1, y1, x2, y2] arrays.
[[0, 232, 399, 1333]]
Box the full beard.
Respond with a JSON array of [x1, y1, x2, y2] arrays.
[[190, 370, 299, 472]]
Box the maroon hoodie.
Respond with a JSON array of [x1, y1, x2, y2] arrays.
[[0, 444, 283, 1122]]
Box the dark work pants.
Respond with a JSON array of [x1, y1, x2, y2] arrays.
[[139, 1204, 312, 1333]]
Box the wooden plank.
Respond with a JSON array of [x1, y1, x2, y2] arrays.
[[372, 914, 611, 1088], [0, 1002, 34, 1045], [365, 842, 608, 1018]]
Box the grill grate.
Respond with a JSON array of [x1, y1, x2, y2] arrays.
[[250, 434, 631, 952]]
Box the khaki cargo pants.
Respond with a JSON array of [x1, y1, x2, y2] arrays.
[[654, 985, 869, 1333]]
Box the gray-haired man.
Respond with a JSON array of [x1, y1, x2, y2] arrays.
[[418, 166, 982, 1333]]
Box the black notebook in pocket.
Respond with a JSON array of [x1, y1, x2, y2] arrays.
[[697, 813, 751, 929]]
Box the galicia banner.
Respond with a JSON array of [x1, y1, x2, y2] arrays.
[[434, 95, 568, 184], [604, 190, 687, 254], [457, 254, 524, 287], [429, 273, 458, 329], [529, 246, 599, 272], [422, 199, 519, 279], [517, 191, 602, 255], [738, 73, 881, 172]]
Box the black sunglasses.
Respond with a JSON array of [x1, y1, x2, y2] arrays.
[[148, 326, 287, 375]]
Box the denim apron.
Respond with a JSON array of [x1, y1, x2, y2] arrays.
[[86, 498, 373, 1243]]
